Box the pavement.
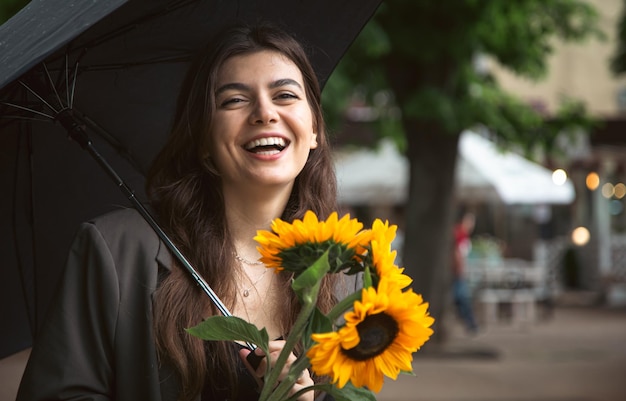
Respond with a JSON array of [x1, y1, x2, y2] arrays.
[[2, 301, 626, 401], [377, 303, 626, 401]]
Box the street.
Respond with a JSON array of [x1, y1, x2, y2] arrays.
[[377, 304, 626, 401]]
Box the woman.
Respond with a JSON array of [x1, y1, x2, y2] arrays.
[[17, 23, 341, 401]]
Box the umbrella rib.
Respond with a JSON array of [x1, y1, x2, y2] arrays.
[[0, 115, 52, 123], [70, 60, 79, 108], [19, 81, 59, 115], [11, 127, 38, 336], [42, 63, 65, 111], [65, 56, 70, 108], [77, 56, 190, 72], [0, 102, 54, 120], [68, 0, 199, 54]]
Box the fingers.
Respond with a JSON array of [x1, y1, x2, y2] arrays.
[[289, 369, 314, 401], [239, 340, 293, 378], [238, 341, 314, 399], [295, 368, 313, 386], [267, 340, 298, 381]]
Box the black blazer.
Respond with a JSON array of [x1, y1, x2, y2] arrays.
[[17, 208, 182, 400]]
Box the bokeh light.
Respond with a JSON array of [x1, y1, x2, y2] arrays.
[[614, 183, 626, 199], [552, 169, 567, 186], [586, 172, 600, 191], [571, 226, 590, 246], [602, 182, 615, 198]]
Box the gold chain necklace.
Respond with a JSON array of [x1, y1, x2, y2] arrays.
[[234, 253, 264, 266], [235, 253, 267, 297]]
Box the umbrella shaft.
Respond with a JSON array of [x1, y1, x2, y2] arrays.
[[56, 109, 257, 350]]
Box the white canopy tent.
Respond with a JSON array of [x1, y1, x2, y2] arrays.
[[334, 130, 576, 205], [456, 131, 575, 204], [334, 140, 408, 205]]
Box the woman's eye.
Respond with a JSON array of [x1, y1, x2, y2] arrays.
[[275, 93, 298, 101], [221, 97, 245, 107]]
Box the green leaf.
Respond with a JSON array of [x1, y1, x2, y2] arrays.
[[186, 315, 269, 352], [315, 382, 377, 401], [308, 307, 333, 333], [362, 265, 372, 288], [291, 251, 331, 302], [303, 307, 333, 349]]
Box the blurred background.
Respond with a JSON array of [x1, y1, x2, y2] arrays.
[[1, 0, 626, 400], [324, 1, 626, 399], [323, 0, 626, 317]]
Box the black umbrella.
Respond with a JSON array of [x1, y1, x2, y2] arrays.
[[0, 0, 381, 358]]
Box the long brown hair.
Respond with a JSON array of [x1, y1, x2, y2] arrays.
[[147, 23, 338, 400]]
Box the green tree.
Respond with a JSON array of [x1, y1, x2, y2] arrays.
[[0, 0, 29, 24], [324, 0, 601, 343], [611, 0, 626, 74]]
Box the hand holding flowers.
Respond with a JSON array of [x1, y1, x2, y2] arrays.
[[187, 211, 434, 400]]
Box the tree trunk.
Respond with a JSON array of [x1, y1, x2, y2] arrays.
[[402, 121, 460, 345]]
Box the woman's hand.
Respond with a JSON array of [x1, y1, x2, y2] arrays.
[[240, 340, 314, 401]]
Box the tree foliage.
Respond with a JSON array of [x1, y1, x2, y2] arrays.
[[0, 0, 29, 24], [611, 0, 626, 74], [325, 0, 602, 152]]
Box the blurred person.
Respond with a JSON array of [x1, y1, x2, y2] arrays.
[[451, 208, 479, 334]]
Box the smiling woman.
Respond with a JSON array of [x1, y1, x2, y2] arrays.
[[16, 23, 340, 401]]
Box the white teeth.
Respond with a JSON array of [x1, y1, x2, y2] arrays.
[[254, 149, 281, 156], [244, 137, 286, 150]]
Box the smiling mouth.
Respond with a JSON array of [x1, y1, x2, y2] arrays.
[[244, 137, 288, 155]]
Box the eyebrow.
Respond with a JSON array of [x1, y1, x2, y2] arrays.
[[215, 78, 303, 96]]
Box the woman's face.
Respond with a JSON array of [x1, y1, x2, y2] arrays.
[[208, 50, 318, 192]]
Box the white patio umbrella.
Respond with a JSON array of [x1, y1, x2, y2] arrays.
[[334, 131, 576, 205], [334, 140, 408, 205], [457, 130, 575, 204]]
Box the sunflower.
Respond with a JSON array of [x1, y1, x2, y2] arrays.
[[307, 284, 434, 392], [254, 211, 368, 274], [367, 219, 412, 290]]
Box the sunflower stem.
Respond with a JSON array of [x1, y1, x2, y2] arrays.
[[326, 290, 362, 323], [258, 254, 328, 401], [326, 265, 372, 322], [268, 355, 312, 401], [259, 296, 317, 401]]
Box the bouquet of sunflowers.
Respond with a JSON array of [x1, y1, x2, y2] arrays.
[[187, 211, 434, 400]]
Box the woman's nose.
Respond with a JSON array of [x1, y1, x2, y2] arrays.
[[249, 97, 279, 125]]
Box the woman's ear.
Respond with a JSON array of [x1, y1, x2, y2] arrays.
[[310, 132, 318, 149]]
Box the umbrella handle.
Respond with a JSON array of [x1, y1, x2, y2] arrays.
[[246, 350, 264, 370]]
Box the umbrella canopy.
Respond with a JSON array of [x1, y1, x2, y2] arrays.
[[334, 132, 576, 206], [0, 0, 381, 358]]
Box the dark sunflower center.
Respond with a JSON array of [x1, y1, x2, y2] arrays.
[[341, 312, 399, 361]]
